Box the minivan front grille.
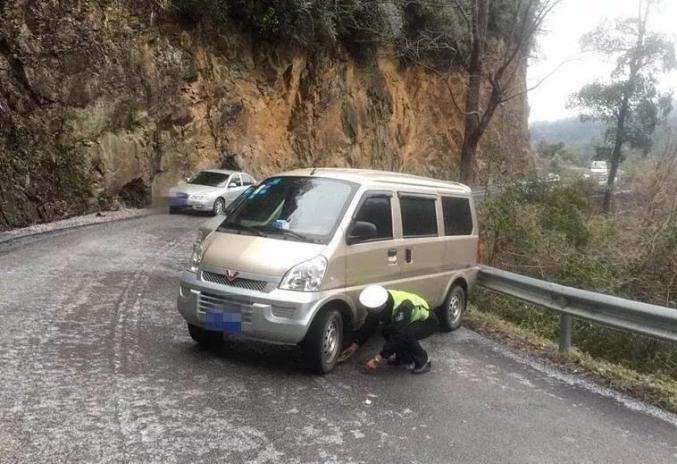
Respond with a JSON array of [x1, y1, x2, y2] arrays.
[[201, 271, 268, 292]]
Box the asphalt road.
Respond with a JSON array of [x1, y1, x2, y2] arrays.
[[1, 213, 677, 464]]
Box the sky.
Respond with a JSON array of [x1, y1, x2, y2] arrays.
[[527, 0, 677, 122]]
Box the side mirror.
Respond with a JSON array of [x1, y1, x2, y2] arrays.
[[347, 221, 377, 245]]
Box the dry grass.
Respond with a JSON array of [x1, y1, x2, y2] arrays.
[[465, 307, 677, 413]]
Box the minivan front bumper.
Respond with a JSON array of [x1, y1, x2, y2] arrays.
[[177, 271, 335, 344]]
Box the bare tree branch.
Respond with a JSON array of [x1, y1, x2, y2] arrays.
[[500, 57, 581, 104]]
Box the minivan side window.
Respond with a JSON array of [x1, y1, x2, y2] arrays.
[[353, 195, 393, 241], [442, 196, 473, 236], [400, 196, 438, 237]]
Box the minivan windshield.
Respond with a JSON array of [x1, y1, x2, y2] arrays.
[[219, 176, 358, 243], [189, 171, 229, 187]]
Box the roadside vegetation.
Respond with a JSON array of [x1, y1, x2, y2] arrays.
[[465, 309, 677, 412], [474, 150, 677, 399]]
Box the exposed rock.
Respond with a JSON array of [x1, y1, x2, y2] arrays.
[[0, 1, 530, 230]]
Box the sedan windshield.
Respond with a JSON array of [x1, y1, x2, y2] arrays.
[[219, 176, 358, 243], [189, 171, 229, 187]]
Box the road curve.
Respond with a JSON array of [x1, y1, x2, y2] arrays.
[[1, 213, 676, 464]]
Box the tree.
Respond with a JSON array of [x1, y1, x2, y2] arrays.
[[568, 0, 675, 212], [398, 0, 560, 184]]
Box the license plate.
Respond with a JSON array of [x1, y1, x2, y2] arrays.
[[205, 311, 242, 334], [171, 198, 187, 206]]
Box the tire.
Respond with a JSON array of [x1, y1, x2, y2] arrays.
[[213, 198, 226, 216], [437, 283, 467, 332], [187, 323, 222, 345], [169, 206, 180, 214], [302, 308, 343, 375]]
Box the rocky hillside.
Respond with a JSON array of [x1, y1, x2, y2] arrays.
[[0, 1, 530, 230]]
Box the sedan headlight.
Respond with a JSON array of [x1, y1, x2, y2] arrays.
[[188, 232, 204, 273], [279, 256, 327, 292]]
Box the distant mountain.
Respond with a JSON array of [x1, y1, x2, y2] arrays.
[[530, 100, 677, 159], [530, 117, 605, 149]]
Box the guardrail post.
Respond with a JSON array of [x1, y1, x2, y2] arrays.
[[559, 314, 572, 353]]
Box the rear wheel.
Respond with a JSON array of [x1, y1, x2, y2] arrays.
[[213, 198, 226, 216], [302, 308, 343, 374], [187, 323, 222, 345], [169, 206, 180, 214], [437, 284, 467, 332]]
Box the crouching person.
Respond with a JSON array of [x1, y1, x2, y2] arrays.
[[338, 286, 437, 374]]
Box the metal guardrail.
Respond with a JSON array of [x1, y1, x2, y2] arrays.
[[476, 265, 677, 352]]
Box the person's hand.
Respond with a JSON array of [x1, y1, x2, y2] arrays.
[[364, 354, 383, 372], [337, 343, 359, 363]]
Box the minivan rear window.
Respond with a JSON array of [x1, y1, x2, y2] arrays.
[[400, 196, 438, 237], [442, 197, 473, 236]]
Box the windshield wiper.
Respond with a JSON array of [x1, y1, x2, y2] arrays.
[[218, 223, 267, 237], [269, 229, 316, 243]]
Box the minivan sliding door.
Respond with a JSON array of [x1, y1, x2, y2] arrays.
[[396, 193, 447, 307]]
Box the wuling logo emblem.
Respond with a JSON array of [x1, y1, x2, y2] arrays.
[[224, 269, 240, 282]]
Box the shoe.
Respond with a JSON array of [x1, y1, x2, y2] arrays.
[[387, 356, 414, 370], [387, 355, 413, 366], [411, 360, 432, 375]]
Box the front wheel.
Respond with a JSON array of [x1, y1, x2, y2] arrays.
[[302, 308, 343, 375], [437, 284, 467, 332], [187, 323, 222, 345], [212, 198, 226, 216]]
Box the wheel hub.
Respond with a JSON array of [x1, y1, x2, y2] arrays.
[[322, 320, 338, 361], [449, 295, 462, 322]]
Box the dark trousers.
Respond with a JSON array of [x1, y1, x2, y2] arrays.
[[381, 313, 438, 368]]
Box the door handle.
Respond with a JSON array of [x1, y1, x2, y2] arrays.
[[387, 249, 398, 264], [405, 248, 412, 263]]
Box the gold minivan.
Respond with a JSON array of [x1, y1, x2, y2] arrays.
[[177, 168, 479, 373]]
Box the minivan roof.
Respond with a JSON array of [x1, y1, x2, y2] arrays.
[[277, 168, 472, 194]]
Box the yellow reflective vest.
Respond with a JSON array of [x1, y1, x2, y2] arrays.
[[388, 290, 430, 323]]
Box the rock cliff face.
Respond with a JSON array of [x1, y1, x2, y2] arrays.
[[0, 1, 530, 230]]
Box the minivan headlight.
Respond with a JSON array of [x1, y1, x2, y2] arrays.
[[279, 256, 327, 292], [188, 232, 204, 273]]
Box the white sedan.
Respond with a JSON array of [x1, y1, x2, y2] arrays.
[[168, 169, 255, 215]]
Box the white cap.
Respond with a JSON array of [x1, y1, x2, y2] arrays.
[[359, 285, 389, 309]]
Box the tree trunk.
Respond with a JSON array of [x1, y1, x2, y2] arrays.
[[603, 97, 628, 213], [460, 128, 480, 184], [460, 74, 482, 184], [459, 0, 488, 186]]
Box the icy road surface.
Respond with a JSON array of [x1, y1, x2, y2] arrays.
[[1, 213, 677, 463]]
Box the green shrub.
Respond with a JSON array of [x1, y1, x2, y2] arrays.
[[476, 174, 677, 380], [158, 0, 525, 64]]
